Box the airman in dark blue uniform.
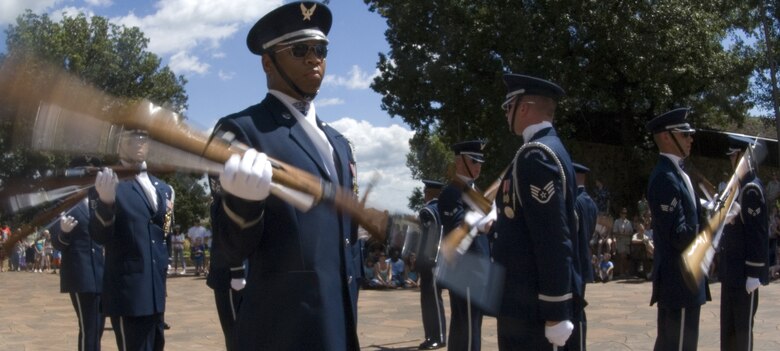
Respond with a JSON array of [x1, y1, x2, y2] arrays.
[[569, 162, 598, 350], [209, 2, 361, 350], [645, 108, 709, 351], [418, 179, 447, 350], [439, 140, 490, 351], [90, 130, 173, 351], [52, 156, 106, 351], [491, 74, 578, 350], [718, 136, 769, 351]]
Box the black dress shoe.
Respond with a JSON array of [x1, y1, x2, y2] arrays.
[[418, 339, 445, 350], [163, 322, 171, 330]]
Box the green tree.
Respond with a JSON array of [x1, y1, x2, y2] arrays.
[[406, 131, 452, 210], [0, 11, 190, 225], [164, 174, 211, 230], [365, 0, 757, 211]]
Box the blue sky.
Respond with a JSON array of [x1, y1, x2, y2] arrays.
[[0, 0, 418, 213]]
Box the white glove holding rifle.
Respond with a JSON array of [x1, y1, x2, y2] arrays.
[[219, 149, 273, 201]]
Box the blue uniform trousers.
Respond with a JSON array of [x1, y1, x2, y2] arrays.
[[419, 267, 446, 343], [110, 313, 165, 351], [69, 292, 105, 351], [654, 305, 700, 351], [214, 288, 242, 351], [720, 286, 759, 351], [448, 288, 483, 351]]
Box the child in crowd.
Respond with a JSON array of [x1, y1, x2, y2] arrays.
[[363, 257, 380, 289], [598, 253, 615, 282], [404, 253, 419, 288], [373, 252, 391, 289], [388, 248, 405, 288], [191, 238, 205, 276]]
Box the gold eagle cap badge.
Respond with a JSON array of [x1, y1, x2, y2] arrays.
[[301, 3, 316, 21]]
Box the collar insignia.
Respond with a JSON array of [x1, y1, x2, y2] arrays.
[[747, 207, 761, 216], [530, 181, 555, 204], [301, 3, 316, 21]]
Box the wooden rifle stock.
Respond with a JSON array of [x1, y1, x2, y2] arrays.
[[680, 148, 754, 291], [441, 168, 507, 257]]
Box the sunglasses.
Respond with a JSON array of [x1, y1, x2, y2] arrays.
[[275, 43, 328, 59], [673, 131, 694, 138]]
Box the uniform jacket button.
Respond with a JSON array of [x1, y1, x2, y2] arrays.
[[347, 275, 353, 284]]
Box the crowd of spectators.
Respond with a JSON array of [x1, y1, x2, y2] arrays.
[[0, 226, 61, 274], [361, 238, 420, 290]]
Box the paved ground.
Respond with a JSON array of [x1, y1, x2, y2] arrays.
[[1, 270, 779, 350]]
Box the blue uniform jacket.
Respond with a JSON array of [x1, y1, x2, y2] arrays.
[[418, 199, 442, 268], [52, 199, 104, 293], [90, 175, 172, 317], [439, 183, 491, 257], [647, 156, 708, 308], [719, 174, 769, 287], [211, 94, 361, 350], [575, 187, 598, 284], [492, 127, 579, 322]]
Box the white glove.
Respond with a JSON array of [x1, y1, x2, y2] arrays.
[[59, 214, 78, 233], [746, 276, 760, 294], [219, 149, 273, 201], [230, 278, 246, 291], [545, 320, 574, 347], [95, 168, 118, 205], [476, 203, 497, 233]]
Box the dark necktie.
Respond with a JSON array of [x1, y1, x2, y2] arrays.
[[292, 101, 309, 115]]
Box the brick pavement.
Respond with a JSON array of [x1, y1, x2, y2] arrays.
[[0, 270, 778, 350]]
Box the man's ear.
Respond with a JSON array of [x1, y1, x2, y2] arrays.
[[261, 54, 273, 73]]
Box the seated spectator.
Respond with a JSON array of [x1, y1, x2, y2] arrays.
[[373, 252, 392, 289], [363, 257, 380, 289], [591, 214, 615, 257], [387, 248, 405, 288], [404, 253, 419, 288], [630, 223, 654, 280], [598, 253, 614, 282]]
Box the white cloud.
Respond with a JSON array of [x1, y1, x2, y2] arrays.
[[316, 97, 344, 107], [217, 69, 235, 81], [323, 65, 379, 90], [111, 0, 281, 55], [330, 118, 416, 214], [109, 0, 282, 75], [169, 51, 209, 75], [50, 6, 94, 22], [84, 0, 112, 6], [0, 0, 62, 25], [212, 52, 226, 59]]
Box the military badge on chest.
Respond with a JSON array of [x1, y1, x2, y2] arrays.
[[502, 178, 515, 219]]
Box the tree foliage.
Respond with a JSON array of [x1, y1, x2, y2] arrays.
[[365, 0, 760, 212], [0, 11, 197, 225], [405, 131, 452, 210], [164, 174, 211, 231]]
